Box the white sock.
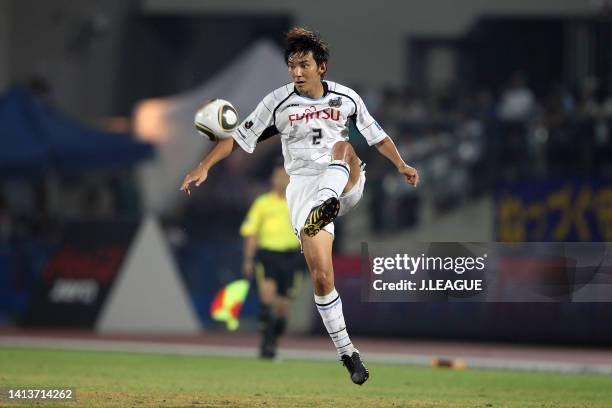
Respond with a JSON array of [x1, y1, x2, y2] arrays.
[[315, 160, 350, 205], [314, 288, 356, 357]]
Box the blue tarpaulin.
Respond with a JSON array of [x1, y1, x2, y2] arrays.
[[0, 86, 154, 177], [0, 87, 49, 175]]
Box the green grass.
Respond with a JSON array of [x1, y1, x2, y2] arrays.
[[0, 347, 611, 407]]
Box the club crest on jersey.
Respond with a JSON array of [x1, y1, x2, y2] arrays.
[[289, 108, 341, 126], [244, 121, 253, 129], [328, 97, 342, 108]]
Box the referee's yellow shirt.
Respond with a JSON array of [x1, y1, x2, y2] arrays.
[[240, 192, 300, 251]]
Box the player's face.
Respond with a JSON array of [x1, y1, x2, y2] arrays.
[[288, 52, 326, 97]]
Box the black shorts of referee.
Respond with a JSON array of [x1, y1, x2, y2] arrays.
[[255, 249, 306, 298]]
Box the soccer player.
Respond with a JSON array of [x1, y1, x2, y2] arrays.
[[181, 27, 419, 385], [240, 162, 304, 359]]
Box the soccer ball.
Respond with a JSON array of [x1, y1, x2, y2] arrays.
[[194, 99, 239, 141]]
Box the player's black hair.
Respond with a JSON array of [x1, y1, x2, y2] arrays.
[[284, 27, 329, 73]]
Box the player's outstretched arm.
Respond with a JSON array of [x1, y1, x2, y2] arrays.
[[374, 136, 419, 187], [180, 138, 237, 195]]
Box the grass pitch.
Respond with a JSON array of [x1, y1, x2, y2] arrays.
[[1, 347, 611, 407]]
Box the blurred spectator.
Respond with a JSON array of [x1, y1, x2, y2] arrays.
[[497, 72, 535, 121], [474, 89, 497, 120], [577, 76, 602, 118], [543, 83, 575, 126]]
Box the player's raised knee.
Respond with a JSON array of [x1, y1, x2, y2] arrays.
[[331, 141, 355, 161]]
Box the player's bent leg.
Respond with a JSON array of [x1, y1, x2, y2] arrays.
[[331, 141, 361, 194], [302, 232, 369, 385], [303, 143, 359, 238], [303, 142, 364, 237], [337, 168, 366, 218]]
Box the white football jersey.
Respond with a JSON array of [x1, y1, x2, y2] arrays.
[[232, 80, 388, 176]]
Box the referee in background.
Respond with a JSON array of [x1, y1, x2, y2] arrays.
[[240, 161, 304, 359]]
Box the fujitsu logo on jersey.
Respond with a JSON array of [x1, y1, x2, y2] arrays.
[[289, 108, 341, 126]]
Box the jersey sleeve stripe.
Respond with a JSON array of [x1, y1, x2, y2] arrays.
[[237, 128, 248, 139], [272, 91, 296, 126], [358, 120, 376, 132], [246, 127, 260, 136], [367, 132, 388, 146], [262, 101, 273, 113]]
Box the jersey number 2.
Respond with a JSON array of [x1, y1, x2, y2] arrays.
[[312, 128, 322, 145]]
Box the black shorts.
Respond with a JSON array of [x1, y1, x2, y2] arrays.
[[255, 249, 305, 297]]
